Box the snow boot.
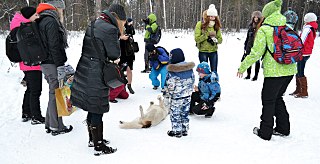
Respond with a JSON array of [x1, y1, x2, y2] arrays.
[[289, 77, 301, 96], [51, 125, 73, 136], [91, 123, 116, 156], [31, 116, 45, 125], [295, 76, 308, 98], [22, 113, 31, 122], [167, 130, 182, 138], [127, 84, 135, 94], [87, 121, 109, 147], [204, 107, 215, 118], [272, 129, 288, 137]]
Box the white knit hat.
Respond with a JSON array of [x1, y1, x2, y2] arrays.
[[304, 12, 317, 23], [207, 4, 218, 17]]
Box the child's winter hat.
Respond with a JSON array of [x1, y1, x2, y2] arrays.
[[36, 3, 57, 14], [127, 17, 133, 23], [251, 11, 262, 19], [46, 0, 65, 9], [20, 7, 36, 19], [196, 62, 211, 74], [207, 4, 218, 17], [170, 48, 185, 64], [262, 0, 282, 18], [108, 4, 126, 21], [146, 44, 156, 52], [284, 8, 298, 25], [304, 13, 317, 23]]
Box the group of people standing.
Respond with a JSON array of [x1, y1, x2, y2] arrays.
[[237, 0, 318, 141]]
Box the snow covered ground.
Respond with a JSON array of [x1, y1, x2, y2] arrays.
[[0, 30, 319, 164]]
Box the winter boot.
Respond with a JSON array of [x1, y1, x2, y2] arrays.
[[91, 123, 116, 156], [289, 77, 301, 96], [244, 67, 251, 80], [31, 116, 45, 125], [141, 63, 151, 73], [127, 84, 135, 94], [204, 107, 215, 118], [22, 113, 31, 122], [87, 120, 110, 147], [295, 76, 308, 98], [167, 130, 182, 138], [272, 129, 289, 137]]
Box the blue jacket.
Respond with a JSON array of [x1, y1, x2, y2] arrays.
[[150, 47, 169, 70], [198, 71, 221, 101]]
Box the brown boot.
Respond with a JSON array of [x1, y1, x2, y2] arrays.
[[295, 77, 308, 98], [289, 77, 301, 96], [91, 123, 117, 156]]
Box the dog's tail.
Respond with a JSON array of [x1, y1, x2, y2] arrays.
[[119, 121, 144, 129]]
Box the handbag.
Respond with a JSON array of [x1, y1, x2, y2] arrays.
[[55, 86, 76, 117], [132, 42, 139, 52], [91, 21, 128, 89]]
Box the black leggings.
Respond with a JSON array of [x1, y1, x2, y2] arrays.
[[87, 112, 103, 126]]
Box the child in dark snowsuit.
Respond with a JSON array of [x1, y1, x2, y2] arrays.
[[190, 62, 221, 118]]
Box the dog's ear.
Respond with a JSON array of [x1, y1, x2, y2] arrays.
[[150, 101, 154, 105]]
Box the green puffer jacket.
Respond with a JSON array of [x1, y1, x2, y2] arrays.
[[194, 21, 223, 52], [239, 12, 297, 77], [144, 13, 158, 41]]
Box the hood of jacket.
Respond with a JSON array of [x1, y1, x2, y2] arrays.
[[167, 62, 195, 72], [148, 13, 157, 24], [10, 13, 30, 30]]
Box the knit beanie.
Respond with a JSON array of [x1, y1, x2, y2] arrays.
[[262, 0, 282, 18], [108, 4, 126, 21], [196, 62, 211, 74], [170, 48, 185, 64], [284, 9, 298, 25], [304, 13, 317, 23], [207, 4, 218, 17], [146, 44, 156, 52], [36, 3, 57, 14], [252, 11, 262, 19], [46, 0, 65, 9], [20, 7, 36, 19], [127, 17, 133, 23]]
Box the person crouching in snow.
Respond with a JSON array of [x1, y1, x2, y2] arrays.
[[109, 84, 129, 103], [146, 44, 169, 91], [190, 62, 221, 118], [164, 48, 195, 138]]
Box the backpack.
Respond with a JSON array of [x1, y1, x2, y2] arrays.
[[16, 21, 48, 66], [150, 26, 161, 44], [5, 27, 22, 63], [264, 25, 303, 64]]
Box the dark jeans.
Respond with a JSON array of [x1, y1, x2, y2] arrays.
[[199, 51, 218, 72], [22, 71, 43, 118], [241, 53, 260, 77], [87, 112, 103, 126], [259, 76, 293, 140], [297, 56, 310, 77]]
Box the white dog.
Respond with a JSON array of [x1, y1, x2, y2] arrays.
[[119, 95, 169, 129]]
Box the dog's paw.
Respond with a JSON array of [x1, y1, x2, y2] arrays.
[[157, 95, 162, 100], [119, 121, 123, 124]]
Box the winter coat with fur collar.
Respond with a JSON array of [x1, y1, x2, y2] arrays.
[[198, 71, 221, 101], [165, 62, 195, 100]]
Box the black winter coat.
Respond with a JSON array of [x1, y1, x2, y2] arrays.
[[38, 15, 67, 67], [71, 11, 121, 114], [244, 24, 257, 55], [120, 23, 136, 63]]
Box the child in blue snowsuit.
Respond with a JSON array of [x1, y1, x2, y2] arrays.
[[190, 62, 221, 118], [164, 48, 195, 138], [146, 44, 169, 90]]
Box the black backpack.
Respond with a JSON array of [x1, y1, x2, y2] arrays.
[[150, 25, 161, 44], [16, 21, 48, 66], [5, 27, 22, 63]]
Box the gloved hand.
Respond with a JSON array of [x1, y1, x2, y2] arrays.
[[211, 37, 218, 43], [57, 66, 66, 88], [207, 36, 215, 45]]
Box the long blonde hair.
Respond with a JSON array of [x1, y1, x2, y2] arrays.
[[111, 12, 125, 36]]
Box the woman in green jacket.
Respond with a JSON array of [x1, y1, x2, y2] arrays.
[[194, 4, 222, 73], [237, 0, 296, 141]]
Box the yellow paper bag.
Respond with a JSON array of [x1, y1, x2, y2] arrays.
[[55, 86, 76, 117]]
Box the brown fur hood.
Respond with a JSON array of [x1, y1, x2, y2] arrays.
[[167, 62, 195, 72]]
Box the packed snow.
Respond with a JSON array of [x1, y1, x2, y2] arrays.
[[0, 30, 319, 164]]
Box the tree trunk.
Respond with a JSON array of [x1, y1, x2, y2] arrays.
[[163, 0, 167, 30]]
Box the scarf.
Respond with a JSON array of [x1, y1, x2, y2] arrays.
[[208, 21, 215, 27]]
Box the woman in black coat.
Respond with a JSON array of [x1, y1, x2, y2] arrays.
[[71, 4, 126, 156], [241, 11, 262, 81], [119, 18, 136, 94]]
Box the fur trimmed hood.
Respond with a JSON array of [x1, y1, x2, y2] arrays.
[[167, 62, 195, 72]]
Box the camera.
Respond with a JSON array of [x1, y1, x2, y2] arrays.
[[142, 18, 150, 24], [207, 37, 215, 45]]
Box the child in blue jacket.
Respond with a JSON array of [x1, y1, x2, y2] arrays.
[[164, 48, 195, 138], [146, 44, 169, 91], [190, 62, 221, 118]]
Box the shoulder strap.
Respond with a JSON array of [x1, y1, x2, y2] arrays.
[[90, 20, 108, 61], [260, 24, 275, 60]]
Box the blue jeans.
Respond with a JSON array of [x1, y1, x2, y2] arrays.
[[297, 56, 310, 77], [199, 51, 218, 72]]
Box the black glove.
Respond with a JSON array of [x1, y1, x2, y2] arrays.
[[207, 36, 215, 45]]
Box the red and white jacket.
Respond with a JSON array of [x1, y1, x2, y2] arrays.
[[300, 21, 318, 56]]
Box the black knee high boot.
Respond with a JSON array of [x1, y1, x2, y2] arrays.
[[91, 123, 117, 156]]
